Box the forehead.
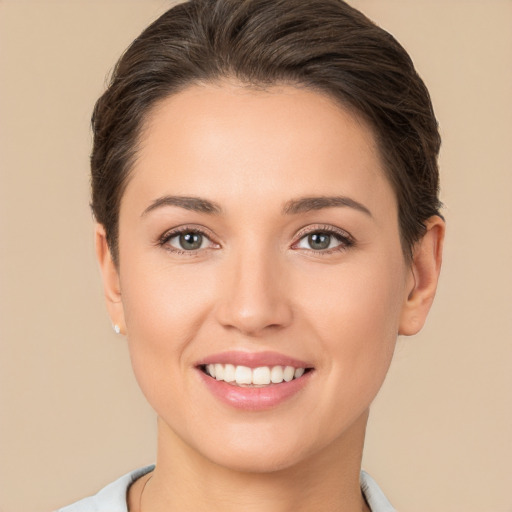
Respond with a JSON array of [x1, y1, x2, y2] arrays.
[[123, 82, 396, 218]]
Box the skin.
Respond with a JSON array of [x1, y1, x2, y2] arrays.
[[96, 82, 444, 512]]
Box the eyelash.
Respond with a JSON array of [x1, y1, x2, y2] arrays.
[[157, 225, 219, 256], [157, 224, 355, 256], [293, 224, 355, 255]]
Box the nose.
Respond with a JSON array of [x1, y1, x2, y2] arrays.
[[214, 244, 293, 337]]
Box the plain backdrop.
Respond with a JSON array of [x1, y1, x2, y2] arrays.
[[0, 1, 511, 511]]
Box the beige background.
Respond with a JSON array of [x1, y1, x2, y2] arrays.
[[0, 1, 511, 511]]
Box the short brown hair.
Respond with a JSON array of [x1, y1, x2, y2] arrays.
[[91, 0, 442, 264]]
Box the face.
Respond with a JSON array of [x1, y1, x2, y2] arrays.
[[102, 83, 421, 473]]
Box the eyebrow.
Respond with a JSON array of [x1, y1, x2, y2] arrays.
[[282, 196, 372, 217], [141, 195, 222, 216], [141, 194, 372, 218]]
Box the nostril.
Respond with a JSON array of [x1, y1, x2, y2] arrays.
[[215, 300, 294, 336]]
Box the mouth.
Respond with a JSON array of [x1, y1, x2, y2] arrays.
[[199, 363, 314, 387], [195, 351, 315, 410]]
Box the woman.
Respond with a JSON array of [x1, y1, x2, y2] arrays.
[[58, 0, 444, 510]]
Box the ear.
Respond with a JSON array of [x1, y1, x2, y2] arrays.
[[399, 215, 445, 336], [95, 223, 126, 335]]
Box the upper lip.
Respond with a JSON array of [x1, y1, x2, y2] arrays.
[[195, 351, 313, 369]]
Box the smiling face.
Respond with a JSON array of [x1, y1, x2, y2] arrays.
[[97, 82, 433, 473]]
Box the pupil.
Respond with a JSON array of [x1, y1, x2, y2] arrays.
[[309, 233, 330, 250], [180, 232, 202, 250]]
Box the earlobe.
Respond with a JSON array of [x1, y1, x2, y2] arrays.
[[399, 215, 445, 336], [95, 224, 126, 335]]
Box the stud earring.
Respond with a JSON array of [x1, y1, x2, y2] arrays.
[[113, 324, 121, 334]]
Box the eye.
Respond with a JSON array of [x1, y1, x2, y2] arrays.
[[170, 231, 206, 250], [293, 226, 354, 253], [159, 226, 218, 253]]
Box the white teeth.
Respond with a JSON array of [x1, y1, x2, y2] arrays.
[[235, 365, 252, 385], [204, 364, 308, 386], [214, 363, 224, 381], [283, 366, 295, 382], [223, 364, 236, 382], [294, 367, 305, 378], [252, 366, 271, 385], [270, 365, 284, 383]]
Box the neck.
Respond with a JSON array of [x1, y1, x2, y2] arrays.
[[137, 411, 370, 512]]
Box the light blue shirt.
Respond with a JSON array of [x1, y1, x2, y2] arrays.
[[56, 465, 396, 512]]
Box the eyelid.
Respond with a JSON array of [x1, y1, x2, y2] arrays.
[[294, 223, 353, 240], [156, 223, 354, 255], [292, 224, 355, 253], [157, 224, 220, 253]]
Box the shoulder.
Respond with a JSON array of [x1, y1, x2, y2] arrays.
[[360, 470, 397, 512], [55, 465, 155, 512]]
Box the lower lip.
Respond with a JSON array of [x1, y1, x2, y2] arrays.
[[197, 370, 313, 411]]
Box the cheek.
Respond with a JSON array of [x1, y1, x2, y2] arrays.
[[119, 260, 215, 400], [121, 256, 214, 336], [298, 254, 406, 398]]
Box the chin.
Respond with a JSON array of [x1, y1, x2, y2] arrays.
[[206, 442, 309, 474], [189, 417, 343, 476]]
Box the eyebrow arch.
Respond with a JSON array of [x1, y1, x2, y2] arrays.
[[141, 195, 222, 217], [282, 196, 373, 217]]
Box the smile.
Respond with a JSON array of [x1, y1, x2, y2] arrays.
[[196, 352, 315, 410], [201, 364, 309, 386]]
